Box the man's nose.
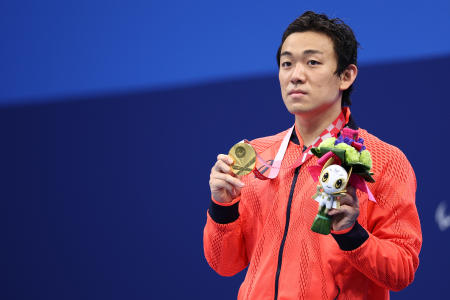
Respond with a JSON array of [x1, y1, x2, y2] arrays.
[[290, 63, 306, 84]]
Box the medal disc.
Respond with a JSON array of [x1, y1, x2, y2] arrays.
[[228, 142, 257, 176]]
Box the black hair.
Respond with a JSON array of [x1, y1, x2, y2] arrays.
[[276, 11, 359, 106]]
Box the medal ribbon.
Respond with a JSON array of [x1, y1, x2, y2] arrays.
[[250, 112, 346, 180]]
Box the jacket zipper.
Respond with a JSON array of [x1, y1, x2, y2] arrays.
[[273, 165, 301, 300]]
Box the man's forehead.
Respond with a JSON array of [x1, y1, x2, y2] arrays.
[[281, 31, 334, 55]]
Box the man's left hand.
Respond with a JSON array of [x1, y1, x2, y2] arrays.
[[328, 185, 359, 231]]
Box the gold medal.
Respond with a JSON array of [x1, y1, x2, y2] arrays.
[[228, 142, 256, 176]]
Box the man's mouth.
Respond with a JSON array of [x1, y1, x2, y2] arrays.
[[289, 90, 307, 95]]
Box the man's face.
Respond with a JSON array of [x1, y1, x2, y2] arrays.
[[279, 31, 343, 116]]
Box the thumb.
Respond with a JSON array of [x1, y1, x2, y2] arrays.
[[347, 185, 357, 197], [231, 186, 242, 199]]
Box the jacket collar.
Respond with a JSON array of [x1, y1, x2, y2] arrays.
[[291, 106, 359, 145]]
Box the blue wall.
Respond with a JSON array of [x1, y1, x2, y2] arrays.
[[1, 0, 450, 104], [2, 56, 450, 299], [2, 1, 450, 299]]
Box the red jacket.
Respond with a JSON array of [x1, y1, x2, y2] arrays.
[[203, 124, 422, 299]]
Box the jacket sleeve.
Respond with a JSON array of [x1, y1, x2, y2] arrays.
[[332, 148, 422, 291], [203, 196, 249, 277]]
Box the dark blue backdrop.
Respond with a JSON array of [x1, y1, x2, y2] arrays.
[[2, 55, 449, 299]]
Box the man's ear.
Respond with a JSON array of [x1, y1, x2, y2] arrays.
[[339, 64, 358, 91]]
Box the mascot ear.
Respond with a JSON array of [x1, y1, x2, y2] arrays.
[[322, 156, 335, 171], [347, 166, 353, 184]]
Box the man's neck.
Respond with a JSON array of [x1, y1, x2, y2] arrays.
[[295, 104, 342, 147]]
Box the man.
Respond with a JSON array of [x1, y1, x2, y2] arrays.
[[204, 11, 422, 299]]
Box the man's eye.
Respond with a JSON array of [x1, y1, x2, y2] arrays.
[[281, 61, 291, 67], [307, 60, 320, 66]]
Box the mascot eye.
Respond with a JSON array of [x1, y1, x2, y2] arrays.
[[322, 172, 329, 182], [335, 179, 343, 189]]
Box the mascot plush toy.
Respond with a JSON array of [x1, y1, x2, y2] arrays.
[[309, 128, 375, 235]]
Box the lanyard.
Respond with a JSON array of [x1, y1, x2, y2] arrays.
[[252, 112, 346, 180]]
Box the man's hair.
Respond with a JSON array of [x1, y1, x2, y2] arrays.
[[276, 11, 359, 106]]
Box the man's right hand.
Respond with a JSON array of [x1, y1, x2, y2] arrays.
[[209, 154, 245, 203]]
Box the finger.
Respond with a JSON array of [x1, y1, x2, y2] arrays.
[[231, 186, 242, 199], [328, 207, 350, 216], [213, 159, 233, 174], [211, 172, 245, 188], [327, 208, 340, 216], [210, 178, 235, 195], [338, 194, 354, 207], [338, 191, 358, 208], [347, 186, 359, 208], [217, 154, 234, 165], [347, 185, 357, 198]]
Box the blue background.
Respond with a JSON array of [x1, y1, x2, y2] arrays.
[[1, 1, 449, 299]]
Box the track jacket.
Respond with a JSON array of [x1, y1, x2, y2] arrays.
[[203, 113, 422, 299]]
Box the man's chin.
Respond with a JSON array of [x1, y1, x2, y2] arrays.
[[287, 105, 316, 115], [287, 101, 340, 117]]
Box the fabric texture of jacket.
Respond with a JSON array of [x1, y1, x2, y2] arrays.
[[203, 115, 422, 300]]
